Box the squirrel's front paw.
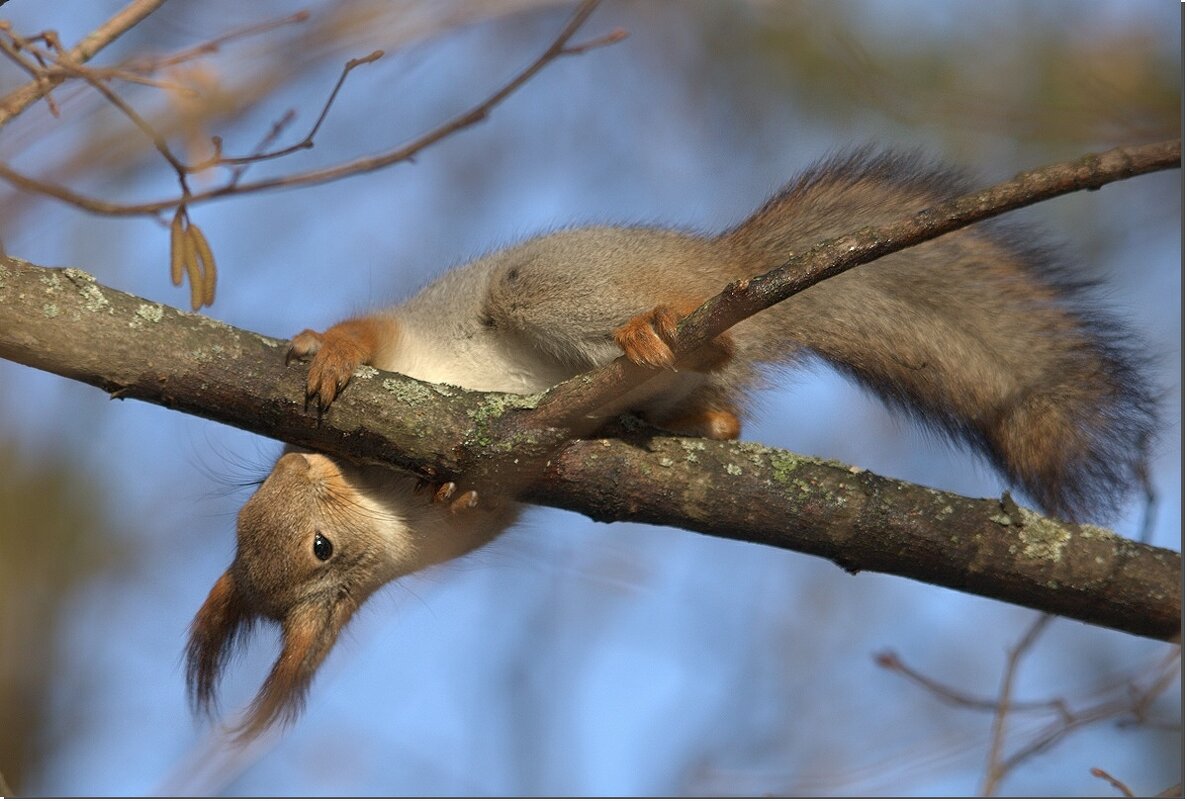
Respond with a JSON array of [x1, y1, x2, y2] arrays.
[[286, 327, 368, 412], [285, 317, 396, 412]]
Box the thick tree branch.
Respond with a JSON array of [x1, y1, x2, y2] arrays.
[[0, 257, 1178, 640]]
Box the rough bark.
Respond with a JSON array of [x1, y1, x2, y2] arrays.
[[0, 256, 1179, 640]]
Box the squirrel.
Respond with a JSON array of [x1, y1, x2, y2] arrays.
[[187, 149, 1155, 738]]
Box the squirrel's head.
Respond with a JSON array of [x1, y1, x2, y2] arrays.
[[186, 450, 517, 739], [185, 451, 416, 740]]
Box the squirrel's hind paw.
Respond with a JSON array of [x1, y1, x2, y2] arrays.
[[615, 305, 680, 368], [419, 480, 480, 513], [615, 304, 735, 372]]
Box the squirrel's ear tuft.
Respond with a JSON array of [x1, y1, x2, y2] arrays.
[[232, 594, 357, 741], [186, 570, 254, 718]]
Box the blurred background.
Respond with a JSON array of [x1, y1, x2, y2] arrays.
[[0, 0, 1180, 795]]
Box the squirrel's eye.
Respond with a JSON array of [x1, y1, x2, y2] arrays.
[[312, 532, 333, 561]]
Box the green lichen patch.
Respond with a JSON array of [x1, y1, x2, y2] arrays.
[[1075, 523, 1117, 542], [62, 268, 110, 312], [679, 438, 707, 464], [381, 377, 434, 406], [130, 303, 164, 328], [725, 463, 742, 476], [251, 333, 285, 349], [42, 303, 60, 318], [1016, 507, 1072, 562], [193, 315, 236, 332], [191, 343, 230, 364], [769, 452, 801, 484], [466, 391, 538, 423], [61, 267, 93, 282]]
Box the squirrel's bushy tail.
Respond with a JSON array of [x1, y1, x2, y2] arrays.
[[720, 149, 1155, 521]]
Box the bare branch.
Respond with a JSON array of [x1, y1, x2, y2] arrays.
[[120, 10, 312, 73], [0, 0, 167, 128], [995, 649, 1179, 777], [43, 35, 190, 179], [211, 50, 384, 167], [873, 650, 1071, 716], [0, 0, 621, 216], [883, 641, 1180, 795], [1091, 767, 1137, 798], [981, 614, 1054, 796]]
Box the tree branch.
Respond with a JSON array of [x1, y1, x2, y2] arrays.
[[0, 0, 167, 128], [0, 257, 1178, 640], [0, 0, 626, 216]]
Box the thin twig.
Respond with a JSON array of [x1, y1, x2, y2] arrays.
[[0, 0, 167, 128], [58, 66, 199, 94], [0, 24, 61, 116], [993, 648, 1180, 779], [214, 50, 384, 166], [121, 10, 311, 73], [1090, 767, 1137, 798], [874, 650, 1071, 716], [0, 32, 45, 78], [223, 110, 298, 187], [980, 614, 1053, 796], [0, 766, 13, 797], [883, 631, 1179, 795], [0, 0, 618, 215], [42, 35, 190, 178]]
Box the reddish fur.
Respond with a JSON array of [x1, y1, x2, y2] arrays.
[[658, 407, 742, 440], [613, 302, 734, 372], [288, 316, 399, 409], [186, 571, 251, 716], [234, 599, 357, 741]]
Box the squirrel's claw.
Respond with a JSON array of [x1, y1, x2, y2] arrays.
[[307, 354, 352, 412], [286, 326, 369, 412]]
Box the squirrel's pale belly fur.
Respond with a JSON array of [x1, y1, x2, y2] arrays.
[[188, 149, 1156, 738]]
